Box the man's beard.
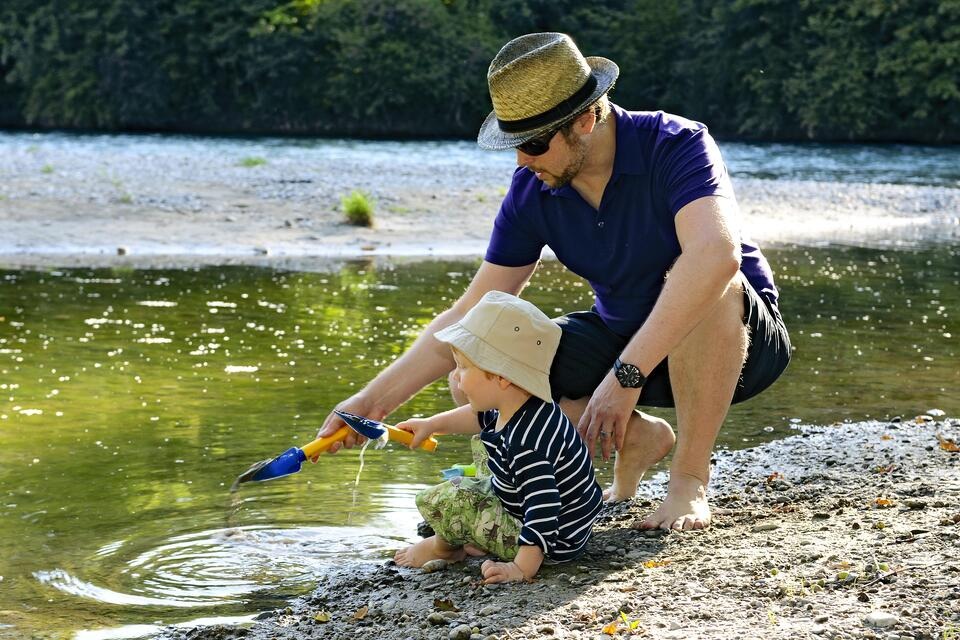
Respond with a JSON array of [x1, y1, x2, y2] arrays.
[[549, 132, 588, 188]]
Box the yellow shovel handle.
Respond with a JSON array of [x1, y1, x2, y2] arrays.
[[301, 426, 351, 459], [384, 425, 439, 452]]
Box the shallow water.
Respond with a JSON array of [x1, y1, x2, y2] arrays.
[[0, 244, 957, 638]]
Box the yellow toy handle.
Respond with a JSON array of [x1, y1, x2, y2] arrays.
[[385, 425, 439, 452], [301, 426, 351, 459]]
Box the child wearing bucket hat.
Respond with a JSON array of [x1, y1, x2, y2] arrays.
[[393, 291, 603, 584]]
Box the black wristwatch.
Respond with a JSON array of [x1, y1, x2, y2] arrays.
[[613, 357, 646, 388]]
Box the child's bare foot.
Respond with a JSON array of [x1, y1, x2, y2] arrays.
[[603, 413, 675, 502], [463, 543, 488, 557], [394, 535, 467, 568]]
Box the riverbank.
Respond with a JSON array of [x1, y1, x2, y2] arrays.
[[162, 415, 960, 640], [1, 136, 959, 270]]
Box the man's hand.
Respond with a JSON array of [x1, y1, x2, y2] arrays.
[[480, 560, 529, 584], [394, 417, 438, 449], [313, 395, 385, 459], [577, 371, 642, 460]]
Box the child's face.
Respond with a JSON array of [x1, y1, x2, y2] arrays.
[[451, 350, 502, 412]]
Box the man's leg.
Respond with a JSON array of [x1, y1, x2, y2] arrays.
[[636, 275, 748, 530], [559, 397, 675, 501]]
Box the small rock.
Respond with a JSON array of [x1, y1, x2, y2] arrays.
[[811, 625, 827, 635], [479, 605, 498, 616], [864, 611, 898, 628], [669, 620, 682, 630], [428, 612, 450, 626], [751, 522, 780, 532], [814, 615, 829, 623], [116, 246, 128, 256], [422, 559, 449, 573], [449, 624, 473, 640]]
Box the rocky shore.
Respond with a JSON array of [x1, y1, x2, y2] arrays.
[[164, 415, 960, 640], [1, 135, 958, 270]]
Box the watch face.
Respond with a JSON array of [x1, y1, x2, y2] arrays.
[[616, 362, 643, 388]]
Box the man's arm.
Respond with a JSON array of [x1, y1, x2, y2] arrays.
[[317, 260, 539, 450], [577, 195, 742, 457]]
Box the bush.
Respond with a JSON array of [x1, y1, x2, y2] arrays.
[[341, 190, 374, 227]]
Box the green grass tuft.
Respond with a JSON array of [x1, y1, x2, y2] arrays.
[[238, 156, 267, 168], [41, 164, 54, 174], [341, 190, 374, 227]]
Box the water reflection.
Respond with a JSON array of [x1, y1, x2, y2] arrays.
[[0, 244, 956, 638]]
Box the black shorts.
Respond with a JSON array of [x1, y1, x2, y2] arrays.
[[549, 274, 792, 407]]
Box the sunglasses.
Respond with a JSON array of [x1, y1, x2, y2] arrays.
[[515, 128, 560, 156]]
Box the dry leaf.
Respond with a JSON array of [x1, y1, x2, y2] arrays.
[[765, 471, 784, 483], [618, 585, 638, 592], [880, 434, 893, 441], [872, 497, 896, 508], [874, 463, 896, 474], [937, 435, 960, 452], [601, 620, 620, 634], [643, 559, 671, 569], [353, 605, 368, 620], [433, 598, 459, 612], [314, 611, 331, 623]]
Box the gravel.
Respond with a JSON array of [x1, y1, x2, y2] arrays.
[[159, 415, 960, 640]]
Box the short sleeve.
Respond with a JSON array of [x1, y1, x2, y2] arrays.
[[654, 125, 735, 216], [484, 169, 545, 267]]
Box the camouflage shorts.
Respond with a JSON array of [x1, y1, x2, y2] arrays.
[[414, 435, 520, 560]]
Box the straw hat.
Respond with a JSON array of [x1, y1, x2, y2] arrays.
[[435, 291, 561, 403], [477, 32, 619, 151]]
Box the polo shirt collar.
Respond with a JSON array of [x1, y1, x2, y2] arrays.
[[539, 102, 641, 198]]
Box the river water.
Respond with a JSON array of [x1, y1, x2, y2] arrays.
[[0, 137, 958, 639]]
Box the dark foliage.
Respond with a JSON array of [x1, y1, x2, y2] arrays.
[[1, 0, 957, 141]]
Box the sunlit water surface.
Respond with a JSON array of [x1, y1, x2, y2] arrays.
[[0, 246, 957, 638]]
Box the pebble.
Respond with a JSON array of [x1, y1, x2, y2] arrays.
[[422, 559, 449, 573], [751, 522, 780, 532], [427, 612, 449, 626], [448, 624, 472, 640], [815, 615, 829, 623], [864, 611, 898, 627]]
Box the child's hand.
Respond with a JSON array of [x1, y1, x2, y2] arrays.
[[394, 417, 437, 449], [480, 560, 529, 584]]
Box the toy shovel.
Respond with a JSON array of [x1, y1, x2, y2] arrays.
[[230, 425, 352, 490], [231, 411, 438, 490]]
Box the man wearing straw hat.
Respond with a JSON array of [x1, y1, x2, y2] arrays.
[[319, 33, 790, 531]]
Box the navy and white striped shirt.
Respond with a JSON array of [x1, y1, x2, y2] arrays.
[[479, 396, 603, 561]]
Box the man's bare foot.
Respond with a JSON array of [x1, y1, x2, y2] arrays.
[[603, 414, 675, 502], [394, 535, 467, 568], [633, 472, 711, 530]]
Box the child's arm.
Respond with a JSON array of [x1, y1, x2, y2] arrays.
[[480, 545, 543, 584], [395, 404, 480, 449]]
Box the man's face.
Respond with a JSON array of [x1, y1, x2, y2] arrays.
[[515, 127, 588, 189]]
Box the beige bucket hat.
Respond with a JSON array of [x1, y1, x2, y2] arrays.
[[435, 291, 561, 403], [477, 32, 619, 151]]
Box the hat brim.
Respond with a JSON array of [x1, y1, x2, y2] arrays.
[[476, 56, 619, 151], [435, 323, 554, 403]]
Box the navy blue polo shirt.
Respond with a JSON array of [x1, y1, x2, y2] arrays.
[[485, 104, 778, 337]]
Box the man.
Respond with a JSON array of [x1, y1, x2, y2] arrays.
[[318, 32, 790, 530]]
